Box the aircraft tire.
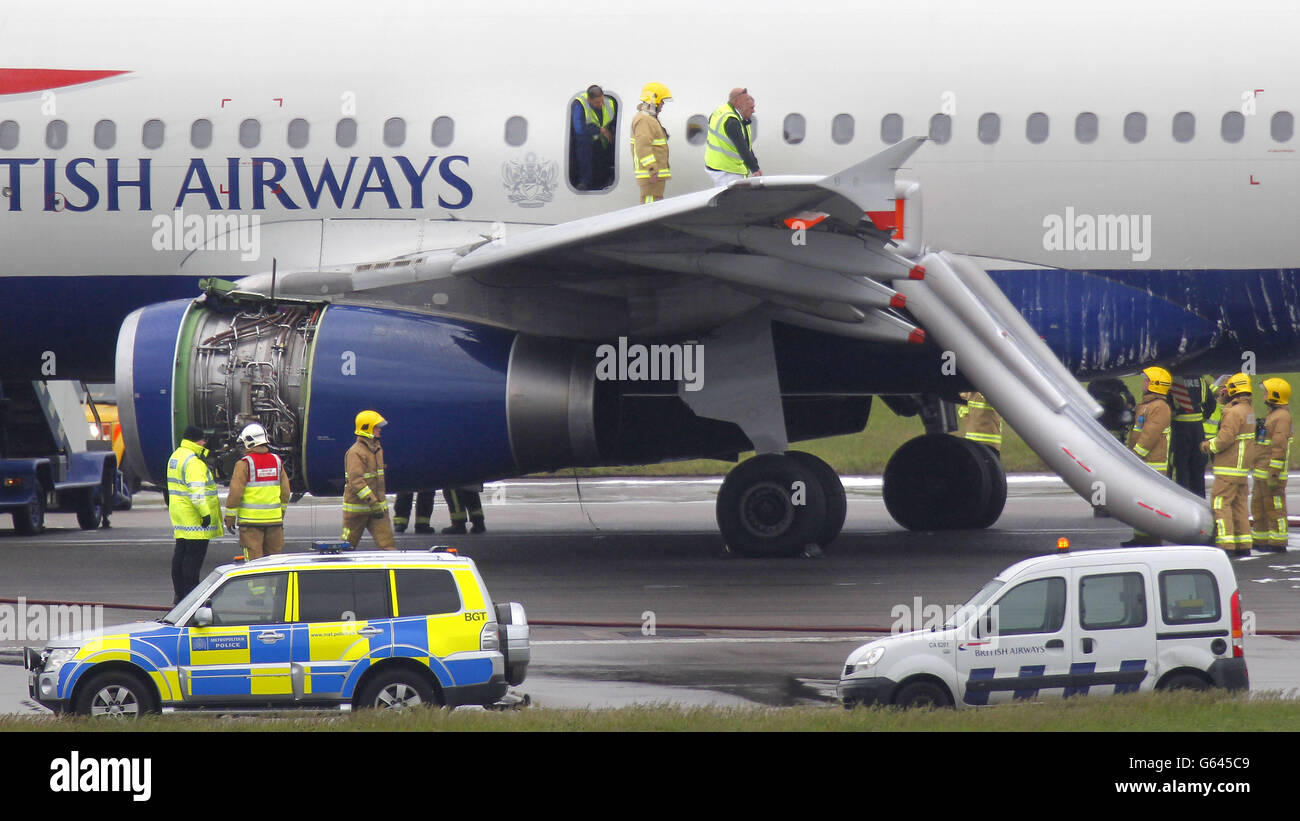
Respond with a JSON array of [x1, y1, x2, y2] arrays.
[[882, 434, 995, 531], [968, 442, 1007, 529], [786, 451, 847, 547], [717, 453, 827, 557]]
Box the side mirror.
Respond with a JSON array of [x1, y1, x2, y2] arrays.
[[193, 606, 213, 627]]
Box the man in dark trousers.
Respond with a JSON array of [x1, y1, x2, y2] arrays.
[[166, 425, 222, 603]]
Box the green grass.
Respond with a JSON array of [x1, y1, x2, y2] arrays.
[[3, 691, 1295, 731]]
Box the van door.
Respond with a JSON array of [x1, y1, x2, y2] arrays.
[[1072, 566, 1156, 695], [955, 575, 1072, 705], [291, 568, 394, 699]]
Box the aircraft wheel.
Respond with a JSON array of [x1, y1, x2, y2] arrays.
[[883, 434, 996, 530], [717, 453, 827, 557], [786, 451, 847, 548], [968, 443, 1006, 529]]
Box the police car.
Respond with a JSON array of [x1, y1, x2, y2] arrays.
[[25, 546, 530, 716], [840, 545, 1248, 708]]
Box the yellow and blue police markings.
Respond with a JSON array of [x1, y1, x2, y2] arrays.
[[55, 625, 184, 703]]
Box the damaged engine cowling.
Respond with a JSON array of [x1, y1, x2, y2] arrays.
[[116, 295, 874, 494]]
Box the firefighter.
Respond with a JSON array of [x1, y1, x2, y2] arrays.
[[166, 425, 222, 603], [393, 491, 436, 534], [341, 410, 396, 550], [442, 487, 486, 535], [704, 87, 761, 186], [958, 391, 1003, 454], [1123, 366, 1173, 546], [630, 82, 672, 204], [1201, 373, 1256, 556], [223, 423, 291, 560], [1251, 377, 1292, 551]]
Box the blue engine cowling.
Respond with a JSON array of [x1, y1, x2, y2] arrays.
[[117, 298, 556, 494]]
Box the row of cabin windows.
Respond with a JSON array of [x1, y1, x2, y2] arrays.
[[2, 110, 1296, 152], [0, 116, 458, 151]]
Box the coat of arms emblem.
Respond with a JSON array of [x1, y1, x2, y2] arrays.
[[502, 153, 558, 208]]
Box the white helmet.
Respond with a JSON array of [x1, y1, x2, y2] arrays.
[[239, 423, 269, 449]]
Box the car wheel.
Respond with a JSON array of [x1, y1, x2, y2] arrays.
[[894, 680, 952, 709], [13, 482, 46, 535], [1160, 672, 1210, 691], [357, 669, 438, 711], [74, 670, 158, 718], [76, 487, 105, 530]]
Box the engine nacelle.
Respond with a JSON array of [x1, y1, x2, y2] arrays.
[[115, 297, 616, 494]]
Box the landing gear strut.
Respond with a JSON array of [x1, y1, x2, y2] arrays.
[[882, 434, 1006, 530], [716, 451, 846, 557]]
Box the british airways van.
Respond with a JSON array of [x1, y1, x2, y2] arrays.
[[839, 546, 1248, 708]]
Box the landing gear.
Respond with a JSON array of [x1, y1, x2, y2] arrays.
[[882, 434, 1005, 531], [716, 451, 845, 557]]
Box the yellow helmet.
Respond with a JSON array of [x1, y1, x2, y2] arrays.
[[354, 410, 387, 438], [1261, 377, 1291, 405], [1225, 372, 1252, 399], [1141, 366, 1172, 395], [640, 82, 672, 106]]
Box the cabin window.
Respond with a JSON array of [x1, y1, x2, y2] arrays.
[[1220, 111, 1245, 143], [977, 112, 1000, 144], [1075, 112, 1098, 144], [0, 120, 17, 150], [191, 119, 213, 149], [1026, 112, 1049, 144], [1123, 112, 1147, 143], [831, 113, 854, 145], [94, 119, 116, 150], [432, 116, 454, 147], [505, 115, 528, 147], [929, 114, 952, 144], [1272, 111, 1294, 142], [783, 113, 806, 144], [288, 118, 309, 149], [239, 119, 260, 149], [336, 117, 357, 148], [1172, 111, 1195, 143], [142, 119, 165, 149], [679, 114, 703, 145], [880, 113, 903, 144], [45, 120, 68, 150], [383, 117, 406, 148]]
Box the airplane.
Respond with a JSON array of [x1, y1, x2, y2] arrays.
[[2, 0, 1294, 555]]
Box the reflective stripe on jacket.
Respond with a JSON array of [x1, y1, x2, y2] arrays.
[[343, 437, 387, 514], [227, 450, 289, 524], [1209, 396, 1255, 481], [630, 111, 670, 179]]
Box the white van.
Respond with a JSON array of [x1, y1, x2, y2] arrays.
[[839, 546, 1248, 708]]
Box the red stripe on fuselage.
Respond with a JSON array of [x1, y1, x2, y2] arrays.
[[0, 69, 128, 95]]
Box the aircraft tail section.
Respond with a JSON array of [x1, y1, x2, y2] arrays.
[[895, 251, 1215, 544]]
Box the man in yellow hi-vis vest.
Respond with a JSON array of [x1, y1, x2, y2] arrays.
[[630, 82, 672, 204], [571, 84, 616, 190], [166, 424, 222, 603], [705, 88, 761, 187]]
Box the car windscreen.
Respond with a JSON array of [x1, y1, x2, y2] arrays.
[[162, 568, 225, 624], [943, 579, 1004, 628]]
